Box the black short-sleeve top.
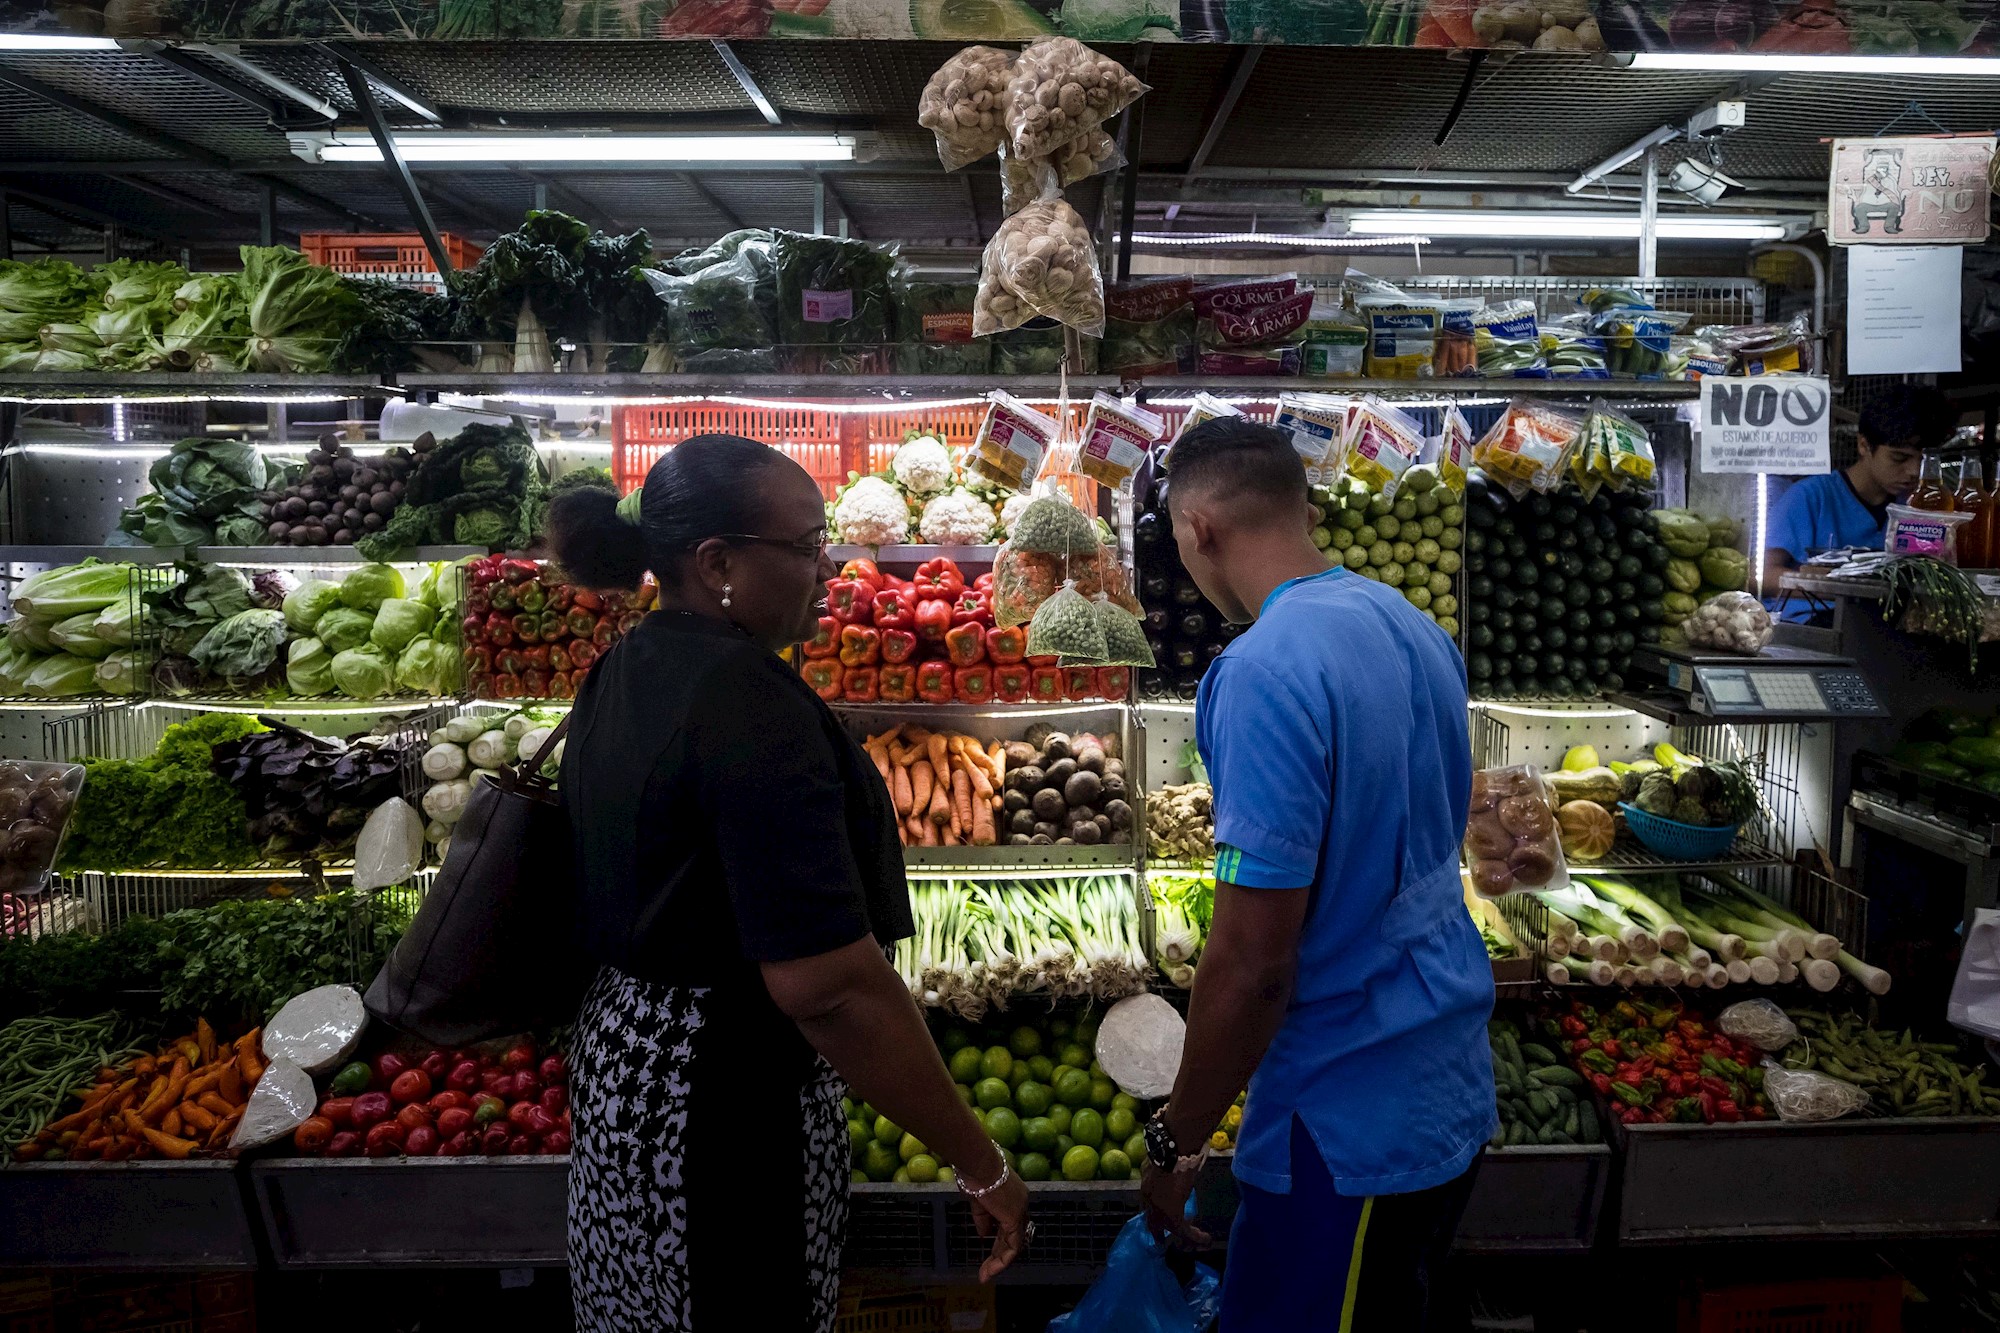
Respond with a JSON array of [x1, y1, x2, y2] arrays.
[[560, 610, 913, 988]]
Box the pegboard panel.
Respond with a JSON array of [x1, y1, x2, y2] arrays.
[[4, 452, 152, 545], [1470, 702, 1669, 773], [1138, 702, 1198, 791], [0, 704, 86, 759]]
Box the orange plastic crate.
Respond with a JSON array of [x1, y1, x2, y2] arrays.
[[1682, 1276, 1902, 1333], [298, 232, 484, 291]]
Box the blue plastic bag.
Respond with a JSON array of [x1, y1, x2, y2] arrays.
[[1046, 1215, 1221, 1333]]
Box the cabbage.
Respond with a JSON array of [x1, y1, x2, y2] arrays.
[[47, 611, 116, 659], [24, 653, 100, 698], [330, 645, 393, 699], [369, 598, 432, 654], [282, 579, 343, 633], [191, 608, 288, 680], [95, 650, 141, 695], [395, 637, 457, 697], [286, 637, 335, 696], [314, 607, 375, 654], [338, 563, 406, 612]]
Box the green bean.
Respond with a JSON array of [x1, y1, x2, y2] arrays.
[[0, 1013, 145, 1149]]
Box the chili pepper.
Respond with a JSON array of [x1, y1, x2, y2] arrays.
[[516, 582, 547, 614], [1715, 1099, 1742, 1123], [1609, 1081, 1650, 1107], [1746, 1104, 1769, 1121], [985, 625, 1027, 665], [511, 612, 542, 643], [951, 590, 993, 628], [915, 598, 953, 643], [953, 664, 993, 704], [1700, 1076, 1730, 1101], [1599, 1038, 1622, 1059], [913, 557, 965, 601], [993, 663, 1030, 703], [1572, 1038, 1593, 1055], [1029, 665, 1064, 702], [1062, 665, 1098, 701], [880, 628, 918, 665], [825, 578, 869, 624], [1560, 1015, 1587, 1038], [1618, 1105, 1645, 1125], [842, 667, 879, 704], [496, 649, 526, 677], [1095, 666, 1131, 702], [916, 660, 954, 704], [1646, 1042, 1678, 1064], [871, 588, 916, 630], [488, 583, 518, 614], [840, 558, 884, 591], [1579, 1049, 1617, 1075], [839, 625, 882, 668], [462, 646, 492, 678], [943, 621, 986, 668], [523, 668, 551, 698], [550, 671, 576, 700], [467, 557, 502, 587], [877, 663, 916, 704], [1590, 1072, 1612, 1095], [801, 660, 842, 701], [544, 584, 573, 614], [466, 586, 492, 617], [568, 639, 598, 668]]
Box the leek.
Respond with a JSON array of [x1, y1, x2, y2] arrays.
[[1837, 950, 1892, 996], [1547, 955, 1615, 986], [1581, 877, 1691, 954], [1704, 872, 1842, 961]]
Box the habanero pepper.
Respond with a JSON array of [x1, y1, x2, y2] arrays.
[[943, 621, 986, 668], [1095, 666, 1131, 701], [993, 663, 1031, 703], [1028, 665, 1064, 702], [877, 663, 916, 704], [953, 664, 994, 704], [871, 588, 916, 631], [985, 625, 1027, 665], [915, 660, 954, 704], [879, 628, 918, 665], [1062, 665, 1098, 701], [839, 625, 882, 668], [801, 660, 842, 701], [824, 578, 870, 624], [912, 557, 965, 601], [804, 617, 839, 659], [842, 667, 879, 704], [915, 598, 954, 643]]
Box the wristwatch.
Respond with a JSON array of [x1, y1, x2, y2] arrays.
[[1144, 1108, 1205, 1175]]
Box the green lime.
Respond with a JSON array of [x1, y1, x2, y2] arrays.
[[1056, 1134, 1075, 1157], [863, 1141, 898, 1181], [1098, 1148, 1133, 1181], [858, 1103, 877, 1124], [906, 1154, 940, 1183], [953, 1083, 974, 1107], [1015, 1081, 1053, 1118], [1049, 1017, 1073, 1039], [1008, 1026, 1043, 1060], [1061, 1145, 1100, 1182], [1007, 1062, 1033, 1090], [851, 1168, 868, 1184], [974, 1077, 1012, 1111], [1124, 1132, 1147, 1163], [1089, 1078, 1116, 1111], [948, 1046, 984, 1085], [1018, 1152, 1052, 1182], [1027, 1055, 1055, 1083], [941, 1028, 972, 1054], [1075, 1019, 1100, 1050], [1054, 1069, 1093, 1107], [1105, 1107, 1135, 1141], [1070, 1108, 1105, 1148], [1047, 1105, 1073, 1136], [938, 1166, 956, 1186], [892, 1166, 910, 1183], [1058, 1044, 1091, 1072], [1111, 1092, 1139, 1115], [1088, 1061, 1106, 1080], [1022, 1116, 1058, 1153], [898, 1132, 928, 1163], [985, 1107, 1021, 1149], [979, 1047, 1014, 1081], [873, 1116, 903, 1146], [842, 1096, 856, 1118], [848, 1120, 870, 1154]]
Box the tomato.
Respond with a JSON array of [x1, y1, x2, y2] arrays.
[[436, 1107, 475, 1139], [446, 1060, 481, 1092], [293, 1117, 334, 1154], [539, 1055, 567, 1087], [318, 1097, 355, 1129], [395, 1103, 433, 1134], [390, 1069, 432, 1105], [428, 1090, 470, 1114], [419, 1051, 450, 1080], [325, 1131, 362, 1158], [364, 1121, 405, 1157], [404, 1126, 440, 1157], [439, 1132, 472, 1157], [480, 1124, 512, 1155], [349, 1092, 392, 1130], [373, 1053, 409, 1086], [540, 1086, 568, 1116], [502, 1042, 537, 1071]]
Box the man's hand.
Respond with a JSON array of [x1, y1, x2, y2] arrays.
[[1140, 1159, 1213, 1250]]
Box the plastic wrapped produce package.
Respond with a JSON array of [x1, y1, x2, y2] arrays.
[[973, 193, 1106, 337], [918, 46, 1016, 171], [1002, 37, 1149, 162]]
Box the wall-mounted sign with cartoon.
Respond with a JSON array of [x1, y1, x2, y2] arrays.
[[1829, 135, 1994, 247]]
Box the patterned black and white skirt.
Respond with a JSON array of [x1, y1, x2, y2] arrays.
[[567, 965, 849, 1332]]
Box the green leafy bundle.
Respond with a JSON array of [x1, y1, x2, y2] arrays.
[[892, 274, 989, 374], [0, 918, 171, 1019], [356, 422, 547, 558], [329, 278, 436, 373], [114, 438, 269, 548], [642, 233, 782, 373], [577, 228, 654, 372], [237, 245, 361, 374], [461, 210, 592, 373], [155, 889, 417, 1025], [59, 714, 263, 873], [772, 230, 896, 353], [150, 274, 250, 372]]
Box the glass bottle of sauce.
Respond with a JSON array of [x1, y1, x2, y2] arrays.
[[1910, 452, 1953, 512], [1958, 454, 1994, 567]]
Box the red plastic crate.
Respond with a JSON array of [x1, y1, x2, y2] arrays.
[[298, 232, 484, 291], [1682, 1276, 1903, 1333]]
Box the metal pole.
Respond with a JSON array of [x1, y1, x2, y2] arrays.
[[260, 182, 276, 246], [534, 182, 548, 212], [1114, 46, 1151, 283], [103, 223, 117, 262], [1639, 147, 1659, 279], [812, 175, 826, 236], [338, 65, 452, 277]]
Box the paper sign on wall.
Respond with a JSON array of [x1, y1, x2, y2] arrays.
[[1698, 376, 1832, 474], [1828, 136, 1994, 246], [1847, 244, 1963, 375]]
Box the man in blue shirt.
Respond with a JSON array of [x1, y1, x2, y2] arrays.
[[1763, 384, 1956, 622], [1137, 419, 1495, 1332]]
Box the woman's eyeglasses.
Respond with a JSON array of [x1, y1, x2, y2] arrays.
[[715, 529, 828, 559]]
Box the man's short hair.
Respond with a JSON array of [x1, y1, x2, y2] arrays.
[[1859, 385, 1958, 453], [1165, 417, 1308, 515]]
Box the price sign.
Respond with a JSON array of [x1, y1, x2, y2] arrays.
[[1697, 376, 1832, 474]]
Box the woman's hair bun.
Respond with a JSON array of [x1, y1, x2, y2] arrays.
[[547, 485, 648, 591]]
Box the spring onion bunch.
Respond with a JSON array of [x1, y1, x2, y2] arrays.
[[897, 876, 1149, 1018]]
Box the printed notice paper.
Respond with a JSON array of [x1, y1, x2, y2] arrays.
[[1847, 244, 1962, 375], [1698, 375, 1832, 474]]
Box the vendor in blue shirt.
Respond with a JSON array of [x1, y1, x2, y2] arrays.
[[1137, 418, 1495, 1333], [1763, 384, 1956, 622]]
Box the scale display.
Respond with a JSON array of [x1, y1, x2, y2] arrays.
[[1692, 666, 1884, 717]]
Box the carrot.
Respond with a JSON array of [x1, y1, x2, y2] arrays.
[[209, 1115, 239, 1149], [162, 1109, 183, 1138], [927, 732, 950, 783], [237, 1046, 263, 1087], [927, 777, 952, 827], [216, 1061, 243, 1106], [198, 1092, 235, 1119], [100, 1138, 136, 1163], [891, 763, 914, 817], [942, 824, 960, 846], [179, 1103, 218, 1135], [986, 740, 1008, 783], [970, 795, 996, 846], [196, 1018, 218, 1067], [864, 735, 893, 785], [957, 743, 995, 801], [910, 760, 934, 820], [952, 766, 974, 833], [132, 1056, 157, 1078]]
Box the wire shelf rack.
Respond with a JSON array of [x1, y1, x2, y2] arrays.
[[1395, 276, 1767, 326]]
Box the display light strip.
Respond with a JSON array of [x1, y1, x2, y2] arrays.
[[300, 132, 856, 163], [0, 393, 363, 406], [1348, 211, 1795, 241], [1629, 51, 2000, 75], [1471, 702, 1643, 719]]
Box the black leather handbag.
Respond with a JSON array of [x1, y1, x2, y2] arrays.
[[364, 711, 591, 1045]]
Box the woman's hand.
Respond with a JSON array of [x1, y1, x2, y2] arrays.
[[962, 1156, 1032, 1282]]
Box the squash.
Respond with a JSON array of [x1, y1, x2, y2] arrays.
[[1547, 765, 1622, 806], [1556, 800, 1616, 861]]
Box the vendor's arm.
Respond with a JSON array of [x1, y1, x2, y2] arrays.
[[1761, 477, 1817, 596]]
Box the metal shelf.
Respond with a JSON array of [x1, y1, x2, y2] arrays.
[[903, 844, 1137, 870], [394, 372, 1703, 400], [0, 1162, 260, 1268], [0, 546, 182, 565], [828, 545, 1000, 565], [0, 373, 396, 402], [1567, 835, 1785, 876], [192, 545, 484, 566]]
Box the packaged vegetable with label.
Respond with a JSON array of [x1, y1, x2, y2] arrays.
[[1473, 300, 1543, 376], [1094, 593, 1156, 667], [1358, 295, 1441, 378], [1272, 393, 1349, 487], [968, 391, 1062, 490], [1539, 316, 1610, 379], [1027, 579, 1109, 661], [1300, 296, 1368, 379], [1699, 313, 1814, 376], [1194, 274, 1313, 350], [1886, 503, 1975, 562], [918, 46, 1016, 171], [1473, 399, 1585, 497], [1100, 278, 1196, 377], [993, 543, 1064, 628], [991, 321, 1094, 375], [1340, 397, 1427, 503], [1434, 298, 1482, 377], [973, 195, 1105, 337], [1428, 403, 1473, 494], [1010, 489, 1102, 556], [1582, 401, 1655, 491], [1075, 392, 1165, 491], [1163, 392, 1243, 468], [1002, 37, 1149, 162], [772, 230, 896, 356], [892, 273, 988, 375]]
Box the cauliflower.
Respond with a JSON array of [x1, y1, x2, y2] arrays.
[[832, 476, 910, 546], [890, 435, 954, 497], [919, 487, 996, 546], [1000, 492, 1032, 536]]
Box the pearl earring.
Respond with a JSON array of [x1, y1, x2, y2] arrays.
[[721, 583, 733, 609]]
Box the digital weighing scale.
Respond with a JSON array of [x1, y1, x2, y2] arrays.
[[1624, 644, 1888, 720]]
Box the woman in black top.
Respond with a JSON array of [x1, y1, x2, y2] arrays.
[[549, 435, 1029, 1331]]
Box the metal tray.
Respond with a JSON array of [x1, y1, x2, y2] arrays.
[[0, 1161, 259, 1268], [249, 1157, 569, 1267], [1617, 1117, 2000, 1242], [1456, 1145, 1611, 1253]]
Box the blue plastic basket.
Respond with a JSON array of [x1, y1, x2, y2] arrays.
[[1617, 803, 1742, 861]]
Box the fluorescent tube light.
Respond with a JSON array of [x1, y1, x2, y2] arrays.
[[1126, 231, 1430, 248], [0, 34, 118, 49], [1628, 51, 2000, 75], [1346, 210, 1794, 240], [298, 132, 855, 164]]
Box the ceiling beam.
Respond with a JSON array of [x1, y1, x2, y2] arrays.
[[711, 41, 781, 126], [517, 171, 633, 231], [1182, 44, 1260, 190], [679, 171, 744, 230], [240, 172, 387, 229], [812, 169, 859, 238], [338, 63, 452, 274], [105, 173, 251, 219], [134, 45, 287, 122], [313, 42, 443, 122], [0, 185, 184, 245], [182, 44, 340, 121]]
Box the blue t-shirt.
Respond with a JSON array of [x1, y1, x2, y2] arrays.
[[1195, 567, 1497, 1197], [1765, 471, 1887, 622]]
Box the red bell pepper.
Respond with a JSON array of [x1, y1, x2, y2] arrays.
[[496, 648, 527, 678], [592, 618, 619, 649], [466, 586, 492, 617], [516, 582, 547, 614], [877, 664, 916, 704], [568, 639, 598, 668], [840, 558, 884, 591], [499, 557, 539, 585], [1095, 666, 1131, 701], [550, 671, 576, 700], [494, 672, 524, 699], [548, 644, 572, 673], [953, 664, 994, 704], [1027, 654, 1060, 669], [462, 646, 492, 678], [523, 668, 551, 698], [915, 598, 953, 643], [462, 614, 488, 645], [467, 556, 502, 587], [521, 646, 550, 672], [485, 613, 516, 648], [567, 607, 599, 639], [1062, 665, 1098, 701], [619, 611, 644, 634], [802, 660, 843, 701], [511, 612, 542, 644], [572, 588, 603, 612], [974, 572, 994, 593], [993, 663, 1031, 703], [943, 621, 986, 668], [879, 628, 918, 665], [951, 590, 993, 628], [1028, 665, 1064, 702], [825, 578, 870, 624], [871, 588, 917, 630], [540, 611, 568, 643], [545, 584, 573, 614], [916, 660, 954, 704], [985, 625, 1027, 665], [842, 667, 879, 704], [804, 617, 839, 659], [913, 557, 965, 601], [839, 625, 881, 668]]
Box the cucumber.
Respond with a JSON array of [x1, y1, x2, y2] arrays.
[[1536, 1121, 1557, 1144], [1550, 1085, 1577, 1105], [1537, 1066, 1585, 1088], [1549, 1129, 1575, 1145], [1521, 1042, 1559, 1065], [1506, 1121, 1528, 1147], [1577, 1101, 1599, 1144], [1528, 1090, 1553, 1120], [1563, 1104, 1579, 1139], [1500, 1030, 1523, 1070]]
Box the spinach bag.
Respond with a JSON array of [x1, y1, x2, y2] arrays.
[[772, 230, 896, 359], [892, 273, 989, 375], [641, 238, 782, 374]]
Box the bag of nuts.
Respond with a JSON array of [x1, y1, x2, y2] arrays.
[[973, 194, 1106, 339], [1002, 37, 1149, 163], [918, 45, 1016, 172], [999, 130, 1123, 217]]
